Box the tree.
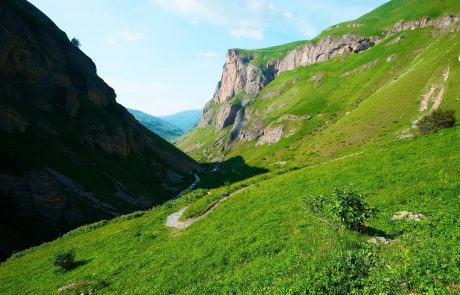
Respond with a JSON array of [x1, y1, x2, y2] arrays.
[[70, 37, 81, 48], [331, 187, 376, 231], [417, 109, 456, 134], [54, 249, 76, 271]]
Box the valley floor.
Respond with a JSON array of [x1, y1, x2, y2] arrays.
[[0, 127, 459, 294]]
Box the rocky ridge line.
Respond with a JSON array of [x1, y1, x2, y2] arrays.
[[195, 15, 459, 151]]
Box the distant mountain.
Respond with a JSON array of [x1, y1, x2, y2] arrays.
[[128, 109, 184, 142], [159, 109, 202, 132], [0, 0, 200, 261]]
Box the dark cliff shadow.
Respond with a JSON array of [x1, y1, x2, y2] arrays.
[[197, 156, 268, 190]]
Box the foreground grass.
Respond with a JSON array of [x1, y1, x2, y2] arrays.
[[1, 127, 458, 294]]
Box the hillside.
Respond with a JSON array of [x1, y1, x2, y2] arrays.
[[0, 0, 200, 261], [128, 109, 184, 142], [159, 109, 202, 132], [179, 0, 460, 169], [1, 0, 460, 294], [1, 126, 458, 294]]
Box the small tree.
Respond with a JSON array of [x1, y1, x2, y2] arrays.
[[54, 249, 76, 271], [417, 109, 456, 134], [331, 187, 376, 231], [70, 37, 81, 48]]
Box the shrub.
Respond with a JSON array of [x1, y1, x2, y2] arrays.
[[54, 249, 76, 271], [417, 109, 456, 134], [312, 243, 376, 294], [71, 37, 81, 48], [331, 187, 376, 231]]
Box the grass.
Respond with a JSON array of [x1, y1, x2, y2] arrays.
[[180, 22, 460, 169], [1, 127, 458, 294], [234, 40, 307, 66]]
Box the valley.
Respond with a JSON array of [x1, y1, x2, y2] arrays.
[[0, 0, 459, 294]]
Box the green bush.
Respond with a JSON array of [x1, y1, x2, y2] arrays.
[[312, 244, 376, 294], [331, 187, 376, 231], [417, 109, 456, 134], [53, 249, 76, 271]]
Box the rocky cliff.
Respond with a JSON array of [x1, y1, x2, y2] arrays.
[[0, 0, 200, 260], [196, 14, 458, 149]]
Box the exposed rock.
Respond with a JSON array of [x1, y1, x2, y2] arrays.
[[197, 101, 215, 128], [184, 143, 204, 153], [195, 15, 459, 153], [397, 133, 414, 140], [238, 120, 265, 142], [385, 34, 405, 46], [263, 90, 281, 99], [347, 22, 364, 28], [392, 211, 426, 221], [0, 0, 200, 261], [215, 103, 241, 131], [276, 114, 312, 123], [58, 281, 79, 293], [391, 15, 459, 33], [387, 54, 398, 62], [309, 73, 324, 87], [257, 126, 285, 146], [368, 237, 390, 245], [212, 50, 276, 103], [274, 34, 378, 74]]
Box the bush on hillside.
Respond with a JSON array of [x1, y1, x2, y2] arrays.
[[331, 187, 376, 231], [417, 109, 456, 134], [54, 249, 76, 271], [311, 244, 376, 294]]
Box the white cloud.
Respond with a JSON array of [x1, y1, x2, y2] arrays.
[[151, 0, 266, 40], [284, 11, 293, 20], [151, 0, 226, 25], [105, 29, 144, 46], [230, 28, 264, 40], [198, 50, 218, 58]]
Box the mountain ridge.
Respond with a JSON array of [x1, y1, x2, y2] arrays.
[[179, 0, 460, 166], [0, 0, 200, 261], [128, 108, 185, 142]]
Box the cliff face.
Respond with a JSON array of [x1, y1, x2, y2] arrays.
[[0, 0, 200, 260], [198, 34, 377, 130], [196, 14, 458, 147]]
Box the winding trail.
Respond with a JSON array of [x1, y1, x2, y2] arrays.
[[166, 188, 246, 229], [166, 151, 365, 229], [174, 174, 200, 199]]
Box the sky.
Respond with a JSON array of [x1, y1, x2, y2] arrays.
[[28, 0, 388, 116]]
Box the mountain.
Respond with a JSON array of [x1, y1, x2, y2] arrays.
[[159, 109, 202, 132], [179, 0, 460, 169], [1, 0, 460, 294], [0, 0, 200, 261], [128, 109, 184, 142]]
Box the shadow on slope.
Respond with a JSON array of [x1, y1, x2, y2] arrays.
[[197, 156, 269, 190]]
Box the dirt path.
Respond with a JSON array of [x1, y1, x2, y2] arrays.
[[166, 188, 246, 229], [166, 152, 365, 229]]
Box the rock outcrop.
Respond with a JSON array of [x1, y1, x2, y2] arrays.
[[273, 34, 378, 73], [0, 0, 200, 261], [194, 14, 459, 153]]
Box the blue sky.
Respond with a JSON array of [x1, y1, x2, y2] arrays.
[[28, 0, 387, 116]]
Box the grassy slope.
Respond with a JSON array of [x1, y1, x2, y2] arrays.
[[180, 24, 460, 168], [229, 0, 460, 66], [0, 127, 458, 294]]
